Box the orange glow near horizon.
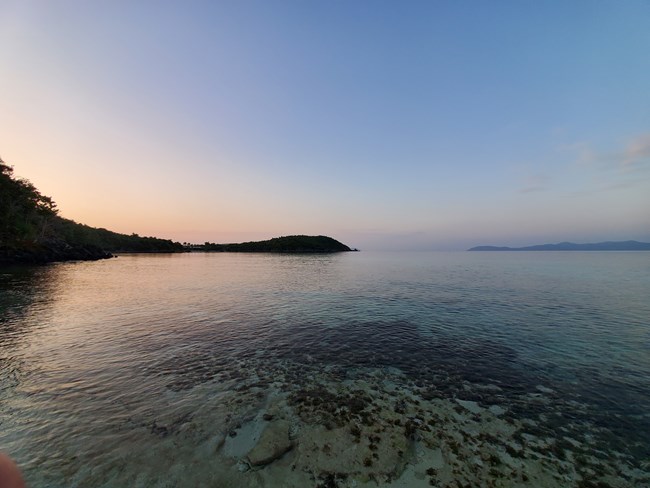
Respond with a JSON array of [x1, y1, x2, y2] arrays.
[[2, 2, 649, 250]]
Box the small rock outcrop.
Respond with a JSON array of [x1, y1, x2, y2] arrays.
[[246, 420, 294, 467]]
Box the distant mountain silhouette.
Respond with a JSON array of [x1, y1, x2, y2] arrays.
[[468, 241, 650, 251]]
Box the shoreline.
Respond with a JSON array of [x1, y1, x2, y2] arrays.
[[0, 248, 358, 266], [0, 243, 113, 266]]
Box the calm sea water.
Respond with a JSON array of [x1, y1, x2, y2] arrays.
[[1, 251, 649, 487]]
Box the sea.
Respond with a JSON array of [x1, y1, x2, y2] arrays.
[[1, 251, 649, 487]]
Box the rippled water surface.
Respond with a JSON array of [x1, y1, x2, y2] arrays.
[[1, 251, 649, 487]]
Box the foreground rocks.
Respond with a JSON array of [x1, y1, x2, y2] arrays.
[[246, 420, 294, 467], [198, 358, 650, 488]]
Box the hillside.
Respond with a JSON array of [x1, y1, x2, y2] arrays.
[[0, 159, 182, 265], [468, 241, 650, 251], [201, 235, 354, 253], [0, 159, 354, 264]]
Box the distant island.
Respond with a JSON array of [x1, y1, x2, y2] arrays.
[[468, 241, 650, 251], [193, 235, 355, 253], [0, 159, 354, 265]]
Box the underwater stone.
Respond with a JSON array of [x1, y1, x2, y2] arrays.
[[247, 420, 294, 467]]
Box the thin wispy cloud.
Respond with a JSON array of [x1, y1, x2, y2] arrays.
[[599, 176, 650, 192], [520, 186, 546, 194], [623, 133, 650, 168], [519, 178, 548, 193], [517, 168, 550, 194], [566, 133, 650, 172], [560, 134, 650, 197], [566, 141, 599, 167]]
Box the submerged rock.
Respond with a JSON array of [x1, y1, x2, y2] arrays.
[[247, 420, 294, 467], [456, 399, 482, 414]]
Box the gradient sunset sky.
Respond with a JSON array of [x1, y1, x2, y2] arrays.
[[1, 1, 649, 250]]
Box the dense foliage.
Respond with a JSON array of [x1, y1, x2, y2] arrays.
[[0, 160, 58, 245], [201, 235, 353, 253], [52, 220, 183, 252], [1, 158, 351, 264], [0, 158, 182, 262]]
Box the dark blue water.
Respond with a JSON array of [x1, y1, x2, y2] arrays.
[[1, 252, 649, 487]]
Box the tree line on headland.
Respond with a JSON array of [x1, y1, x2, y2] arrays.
[[200, 235, 354, 253], [1, 158, 354, 265], [0, 158, 182, 264]]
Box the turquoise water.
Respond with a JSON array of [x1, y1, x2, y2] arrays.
[[1, 252, 649, 487]]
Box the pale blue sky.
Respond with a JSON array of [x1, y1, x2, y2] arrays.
[[1, 1, 649, 249]]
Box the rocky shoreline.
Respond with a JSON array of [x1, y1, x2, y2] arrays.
[[118, 355, 649, 488], [204, 363, 649, 488], [0, 242, 113, 265]]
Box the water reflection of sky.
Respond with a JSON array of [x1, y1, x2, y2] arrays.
[[1, 252, 649, 486]]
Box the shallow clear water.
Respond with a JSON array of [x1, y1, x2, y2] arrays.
[[1, 251, 649, 487]]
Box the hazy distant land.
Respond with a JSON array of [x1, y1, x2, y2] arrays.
[[468, 240, 650, 251]]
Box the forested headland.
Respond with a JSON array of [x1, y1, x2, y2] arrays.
[[200, 235, 354, 253], [1, 158, 355, 265], [0, 159, 182, 265]]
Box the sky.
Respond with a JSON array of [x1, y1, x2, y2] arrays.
[[1, 0, 649, 250]]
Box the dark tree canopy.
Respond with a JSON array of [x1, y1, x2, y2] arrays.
[[0, 159, 59, 245], [0, 157, 353, 264], [201, 235, 353, 253], [0, 157, 183, 264]]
